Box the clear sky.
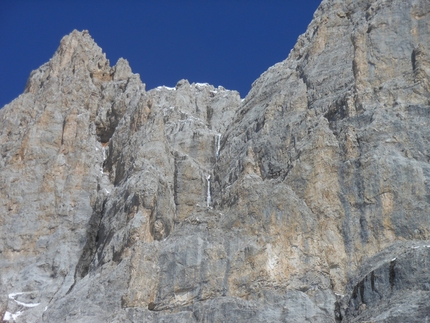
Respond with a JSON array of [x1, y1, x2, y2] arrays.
[[0, 0, 321, 108]]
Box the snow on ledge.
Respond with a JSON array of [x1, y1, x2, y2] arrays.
[[4, 311, 23, 321], [8, 292, 27, 299], [194, 82, 210, 87], [8, 292, 41, 308], [14, 300, 40, 308], [156, 86, 176, 91]]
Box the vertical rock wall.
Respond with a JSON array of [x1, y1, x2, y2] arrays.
[[1, 0, 430, 322]]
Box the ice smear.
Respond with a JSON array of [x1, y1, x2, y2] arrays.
[[102, 146, 107, 161], [215, 134, 221, 160], [206, 175, 211, 208], [99, 146, 107, 174]]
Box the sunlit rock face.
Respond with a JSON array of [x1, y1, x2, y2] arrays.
[[1, 0, 430, 322]]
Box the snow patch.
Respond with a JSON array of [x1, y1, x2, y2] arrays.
[[14, 300, 40, 308], [8, 292, 40, 309], [156, 86, 175, 91], [8, 292, 26, 299], [99, 146, 108, 174], [195, 83, 209, 87], [391, 258, 396, 261], [3, 312, 11, 321], [163, 106, 175, 116], [3, 311, 23, 321], [187, 115, 205, 124], [171, 114, 206, 127]]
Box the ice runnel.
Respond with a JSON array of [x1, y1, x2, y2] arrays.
[[206, 175, 211, 208], [215, 134, 221, 160], [100, 146, 107, 174]]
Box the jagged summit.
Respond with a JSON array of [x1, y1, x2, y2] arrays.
[[25, 29, 137, 95], [2, 1, 430, 322]]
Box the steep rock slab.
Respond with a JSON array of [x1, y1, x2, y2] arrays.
[[43, 79, 243, 321], [0, 30, 143, 322], [1, 29, 242, 322], [214, 0, 430, 303], [2, 0, 430, 322], [342, 241, 430, 322]]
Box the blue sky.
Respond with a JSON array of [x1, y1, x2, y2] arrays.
[[0, 0, 321, 108]]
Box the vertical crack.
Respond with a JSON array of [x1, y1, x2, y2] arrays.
[[389, 259, 396, 292]]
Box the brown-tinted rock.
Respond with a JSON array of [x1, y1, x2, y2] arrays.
[[2, 0, 430, 322]]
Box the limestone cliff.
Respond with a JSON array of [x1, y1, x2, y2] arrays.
[[1, 0, 430, 322]]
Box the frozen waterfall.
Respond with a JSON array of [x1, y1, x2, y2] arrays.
[[207, 175, 211, 208], [215, 134, 221, 160]]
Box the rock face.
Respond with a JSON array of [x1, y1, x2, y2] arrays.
[[1, 0, 430, 322]]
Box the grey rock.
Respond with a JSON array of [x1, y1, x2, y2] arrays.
[[342, 242, 430, 322], [2, 0, 430, 322]]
